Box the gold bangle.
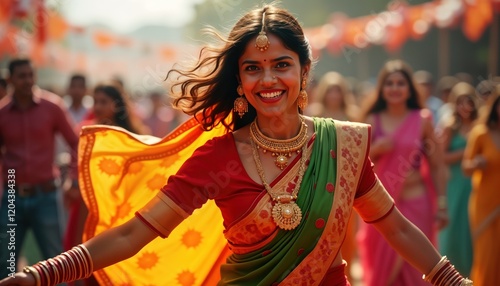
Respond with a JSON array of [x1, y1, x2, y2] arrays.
[[423, 256, 448, 282], [78, 244, 94, 275], [53, 255, 69, 282], [461, 278, 474, 286], [72, 246, 88, 278], [37, 261, 52, 286], [62, 252, 78, 281], [46, 258, 61, 285], [23, 266, 41, 286]]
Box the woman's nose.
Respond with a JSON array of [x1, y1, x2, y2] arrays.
[[261, 70, 277, 86]]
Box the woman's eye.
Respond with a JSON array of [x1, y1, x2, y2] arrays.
[[244, 65, 259, 71], [276, 62, 290, 68]]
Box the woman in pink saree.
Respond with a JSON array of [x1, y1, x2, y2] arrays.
[[358, 60, 449, 286]]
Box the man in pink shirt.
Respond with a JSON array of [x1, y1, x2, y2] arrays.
[[0, 58, 79, 279]]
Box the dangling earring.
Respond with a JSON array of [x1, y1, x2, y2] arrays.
[[234, 85, 248, 118], [298, 77, 308, 112]]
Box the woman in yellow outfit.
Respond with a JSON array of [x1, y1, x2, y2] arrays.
[[462, 90, 500, 286]]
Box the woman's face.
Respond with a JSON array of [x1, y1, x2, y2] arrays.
[[382, 71, 410, 106], [238, 33, 308, 118], [324, 85, 343, 110], [456, 95, 475, 120], [93, 90, 116, 123]]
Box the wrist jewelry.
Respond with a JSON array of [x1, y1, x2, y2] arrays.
[[23, 266, 41, 286], [423, 256, 473, 285], [24, 244, 93, 286]]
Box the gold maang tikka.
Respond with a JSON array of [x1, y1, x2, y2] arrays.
[[255, 11, 270, 51]]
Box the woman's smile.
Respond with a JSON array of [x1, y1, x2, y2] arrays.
[[258, 90, 285, 102]]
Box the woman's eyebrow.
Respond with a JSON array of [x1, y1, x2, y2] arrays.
[[241, 55, 294, 65]]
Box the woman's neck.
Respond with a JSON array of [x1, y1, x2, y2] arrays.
[[386, 104, 408, 117], [255, 115, 303, 140], [97, 118, 116, 126], [323, 109, 347, 120]]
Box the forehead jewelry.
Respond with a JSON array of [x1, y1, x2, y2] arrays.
[[255, 11, 270, 51]]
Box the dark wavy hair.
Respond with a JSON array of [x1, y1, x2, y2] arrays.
[[363, 59, 424, 118], [485, 91, 500, 129], [94, 83, 138, 134], [445, 82, 479, 132], [166, 3, 313, 131]]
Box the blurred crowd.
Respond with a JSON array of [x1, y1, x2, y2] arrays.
[[1, 56, 499, 285]]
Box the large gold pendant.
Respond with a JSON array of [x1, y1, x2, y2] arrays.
[[274, 154, 288, 169], [271, 201, 302, 230]]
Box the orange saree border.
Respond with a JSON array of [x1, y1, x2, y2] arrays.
[[79, 117, 206, 243], [280, 120, 369, 285]]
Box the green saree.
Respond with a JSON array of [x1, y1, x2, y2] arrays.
[[219, 118, 369, 285]]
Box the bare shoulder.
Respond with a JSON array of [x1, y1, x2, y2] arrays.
[[232, 124, 250, 143]]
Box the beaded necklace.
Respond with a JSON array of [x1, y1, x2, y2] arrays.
[[249, 119, 309, 230]]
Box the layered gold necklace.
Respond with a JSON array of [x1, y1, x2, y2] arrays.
[[249, 117, 308, 230], [249, 117, 308, 170]]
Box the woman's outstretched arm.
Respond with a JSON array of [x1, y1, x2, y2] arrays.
[[373, 207, 472, 285], [373, 206, 440, 276], [0, 217, 158, 286], [84, 216, 158, 270]]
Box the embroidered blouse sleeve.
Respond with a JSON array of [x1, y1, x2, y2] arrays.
[[353, 154, 395, 223], [135, 135, 228, 238]]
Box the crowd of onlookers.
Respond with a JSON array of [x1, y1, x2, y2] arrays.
[[303, 60, 500, 286], [1, 56, 499, 285]]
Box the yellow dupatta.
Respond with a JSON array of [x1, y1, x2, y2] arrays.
[[78, 117, 228, 286]]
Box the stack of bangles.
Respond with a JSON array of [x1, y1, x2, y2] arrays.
[[22, 244, 93, 286], [423, 256, 473, 286]]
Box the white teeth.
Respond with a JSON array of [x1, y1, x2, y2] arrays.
[[260, 91, 282, 98]]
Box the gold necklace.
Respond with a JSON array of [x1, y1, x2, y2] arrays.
[[249, 117, 308, 170], [250, 132, 308, 230]]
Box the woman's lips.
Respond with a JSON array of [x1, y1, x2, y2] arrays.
[[258, 90, 284, 103]]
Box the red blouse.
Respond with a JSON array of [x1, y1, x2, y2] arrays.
[[159, 132, 377, 229]]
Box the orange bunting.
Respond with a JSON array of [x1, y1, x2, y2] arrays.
[[48, 13, 69, 41], [407, 4, 434, 40], [463, 0, 494, 41], [93, 31, 116, 49], [384, 6, 409, 53], [0, 0, 14, 23], [0, 26, 18, 57], [342, 16, 372, 49], [160, 46, 177, 61]]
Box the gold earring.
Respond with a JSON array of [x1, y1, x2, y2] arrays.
[[234, 85, 248, 118], [298, 78, 308, 111]]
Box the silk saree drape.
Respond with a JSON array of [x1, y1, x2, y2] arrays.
[[78, 117, 229, 286], [78, 117, 369, 286]]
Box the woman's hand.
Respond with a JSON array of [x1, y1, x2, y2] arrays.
[[473, 155, 487, 170], [371, 136, 394, 158], [435, 208, 449, 230], [0, 271, 35, 286]]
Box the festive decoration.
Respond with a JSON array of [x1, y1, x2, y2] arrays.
[[0, 0, 498, 85]]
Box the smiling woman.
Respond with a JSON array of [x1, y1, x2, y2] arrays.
[[0, 4, 472, 286]]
